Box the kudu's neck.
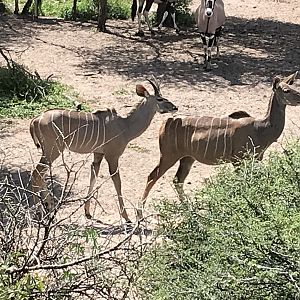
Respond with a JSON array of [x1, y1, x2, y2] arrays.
[[258, 91, 286, 145], [123, 98, 157, 142]]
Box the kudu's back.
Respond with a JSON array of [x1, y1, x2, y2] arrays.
[[159, 115, 257, 164], [30, 108, 124, 158]]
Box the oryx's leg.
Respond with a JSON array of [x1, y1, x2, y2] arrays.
[[135, 0, 145, 36], [168, 1, 179, 33], [171, 12, 180, 33], [215, 36, 220, 59], [214, 26, 222, 59], [206, 34, 215, 71], [137, 155, 179, 219], [201, 34, 208, 68], [158, 1, 168, 31], [106, 156, 130, 223], [32, 150, 60, 211], [85, 153, 104, 219], [158, 11, 168, 31], [144, 0, 155, 34], [173, 156, 195, 200]]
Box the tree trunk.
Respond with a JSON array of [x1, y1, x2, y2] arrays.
[[21, 0, 41, 16], [71, 0, 77, 21], [14, 0, 19, 14], [97, 0, 108, 32]]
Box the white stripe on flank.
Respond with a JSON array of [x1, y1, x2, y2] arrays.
[[68, 110, 71, 135], [69, 111, 77, 148], [196, 118, 202, 154], [223, 118, 229, 158], [61, 111, 64, 141], [79, 113, 89, 150], [74, 112, 81, 149], [50, 111, 56, 140], [185, 123, 189, 150], [91, 117, 100, 152], [102, 118, 106, 149], [191, 118, 199, 152], [86, 114, 95, 150], [214, 118, 222, 157], [204, 118, 215, 159], [174, 120, 179, 152]]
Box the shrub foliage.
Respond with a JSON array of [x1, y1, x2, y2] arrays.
[[0, 50, 76, 118], [138, 142, 300, 299]]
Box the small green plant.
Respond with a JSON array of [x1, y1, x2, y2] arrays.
[[107, 0, 131, 20], [138, 141, 300, 299], [0, 51, 81, 118]]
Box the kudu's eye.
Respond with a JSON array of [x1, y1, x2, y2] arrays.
[[157, 97, 163, 102]]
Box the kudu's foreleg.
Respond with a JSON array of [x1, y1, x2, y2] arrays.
[[85, 153, 104, 219], [107, 156, 131, 223], [137, 155, 178, 220], [173, 156, 195, 200]]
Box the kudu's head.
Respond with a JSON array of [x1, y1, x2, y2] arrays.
[[273, 71, 300, 106], [136, 79, 178, 114]]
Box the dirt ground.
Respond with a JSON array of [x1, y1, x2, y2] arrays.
[[0, 0, 300, 226]]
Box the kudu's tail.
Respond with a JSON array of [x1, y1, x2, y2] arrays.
[[131, 0, 137, 21], [30, 118, 41, 149]]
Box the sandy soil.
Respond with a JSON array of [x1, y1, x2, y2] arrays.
[[0, 0, 300, 226]]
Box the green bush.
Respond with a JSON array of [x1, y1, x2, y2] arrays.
[[175, 0, 195, 28], [138, 141, 300, 299], [41, 0, 131, 20], [0, 59, 78, 118]]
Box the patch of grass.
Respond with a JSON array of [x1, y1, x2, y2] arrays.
[[0, 56, 83, 118], [41, 0, 131, 20]]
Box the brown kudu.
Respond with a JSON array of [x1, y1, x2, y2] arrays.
[[138, 72, 300, 219], [30, 79, 177, 223]]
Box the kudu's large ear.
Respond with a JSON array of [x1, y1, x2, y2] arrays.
[[272, 76, 281, 91], [136, 84, 150, 97], [283, 71, 298, 85]]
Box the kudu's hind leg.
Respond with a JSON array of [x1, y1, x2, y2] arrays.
[[32, 153, 58, 212], [85, 153, 104, 219], [137, 155, 178, 220], [173, 156, 195, 200]]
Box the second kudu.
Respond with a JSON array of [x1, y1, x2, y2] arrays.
[[30, 79, 177, 222], [137, 72, 300, 219]]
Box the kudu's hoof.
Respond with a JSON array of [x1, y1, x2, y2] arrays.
[[135, 31, 145, 37], [85, 213, 92, 219], [175, 29, 180, 35], [136, 209, 143, 221], [150, 30, 156, 36]]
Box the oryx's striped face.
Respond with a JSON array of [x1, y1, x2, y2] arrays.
[[205, 0, 215, 17]]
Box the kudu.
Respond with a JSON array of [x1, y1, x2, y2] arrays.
[[137, 72, 300, 218], [194, 0, 226, 70], [30, 80, 177, 222], [131, 0, 179, 36]]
